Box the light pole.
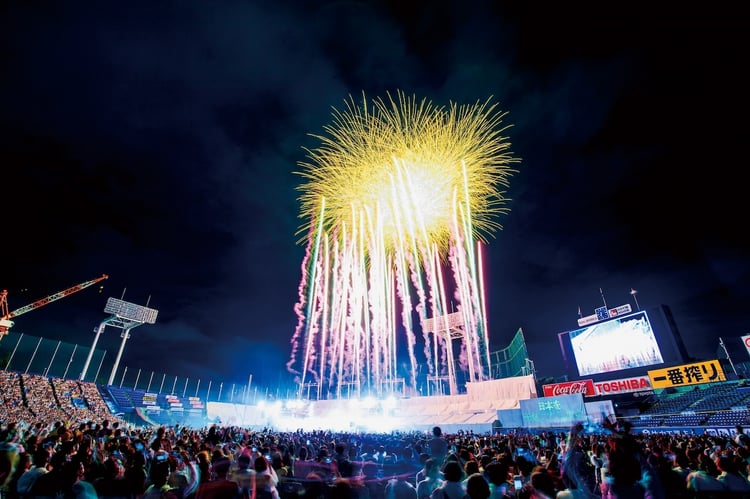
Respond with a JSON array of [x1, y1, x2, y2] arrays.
[[629, 288, 640, 311], [719, 337, 737, 376]]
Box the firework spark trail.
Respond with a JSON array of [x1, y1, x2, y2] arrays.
[[320, 236, 332, 395], [324, 237, 340, 395], [457, 164, 482, 378], [394, 175, 430, 386], [458, 161, 493, 380], [329, 238, 354, 398], [290, 90, 518, 398], [333, 233, 352, 393], [450, 204, 481, 379], [307, 249, 325, 386], [288, 205, 325, 381], [477, 241, 491, 377], [395, 248, 418, 389], [415, 247, 436, 376], [332, 224, 349, 393], [287, 228, 314, 377], [450, 244, 472, 374]]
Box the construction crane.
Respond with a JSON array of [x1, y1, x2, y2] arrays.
[[0, 274, 108, 337]]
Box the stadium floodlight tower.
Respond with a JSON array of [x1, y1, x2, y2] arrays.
[[79, 297, 158, 385], [422, 311, 484, 396]]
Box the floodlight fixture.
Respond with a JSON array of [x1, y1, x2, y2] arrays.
[[104, 297, 158, 324]]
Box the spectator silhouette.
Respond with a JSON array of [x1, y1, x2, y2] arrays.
[[417, 457, 443, 499], [386, 477, 418, 499], [465, 473, 490, 499], [686, 452, 724, 494], [143, 457, 180, 499], [3, 449, 29, 499], [254, 454, 280, 499], [92, 455, 130, 498], [715, 454, 750, 494], [124, 449, 148, 498], [483, 461, 511, 499], [194, 456, 239, 499], [428, 427, 448, 464], [228, 452, 256, 498], [430, 461, 467, 499], [16, 447, 50, 497]]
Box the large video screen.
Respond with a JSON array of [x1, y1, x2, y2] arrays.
[[558, 306, 688, 380]]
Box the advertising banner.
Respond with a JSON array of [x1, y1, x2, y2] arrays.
[[542, 379, 595, 397], [520, 393, 586, 429], [592, 376, 652, 396], [648, 360, 725, 389]]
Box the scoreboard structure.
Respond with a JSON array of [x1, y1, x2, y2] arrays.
[[558, 304, 689, 382]]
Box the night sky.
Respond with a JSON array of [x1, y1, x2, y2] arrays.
[[1, 2, 747, 391]]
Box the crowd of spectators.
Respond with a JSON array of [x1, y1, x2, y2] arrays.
[[0, 371, 127, 431], [1, 373, 750, 498]]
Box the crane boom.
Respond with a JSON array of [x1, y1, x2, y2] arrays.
[[0, 274, 108, 335]]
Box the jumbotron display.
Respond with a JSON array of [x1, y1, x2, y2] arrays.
[[570, 311, 662, 376], [558, 305, 689, 380]]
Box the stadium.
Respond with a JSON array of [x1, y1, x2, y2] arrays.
[[2, 299, 750, 438]]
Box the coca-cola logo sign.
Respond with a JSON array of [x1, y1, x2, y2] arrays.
[[542, 379, 595, 397]]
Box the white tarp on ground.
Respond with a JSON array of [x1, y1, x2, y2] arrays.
[[466, 375, 538, 407]]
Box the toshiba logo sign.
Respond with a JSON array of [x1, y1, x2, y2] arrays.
[[592, 376, 652, 395]]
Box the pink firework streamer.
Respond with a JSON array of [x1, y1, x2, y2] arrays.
[[407, 244, 433, 380], [362, 231, 381, 387], [458, 338, 469, 373], [321, 251, 341, 389], [432, 245, 452, 378], [332, 247, 350, 390], [287, 226, 316, 378], [451, 227, 480, 376], [300, 229, 332, 391], [306, 253, 328, 386], [429, 241, 453, 375], [405, 246, 435, 376], [319, 236, 334, 390], [477, 241, 491, 380], [449, 219, 484, 379], [394, 249, 419, 389], [447, 239, 469, 374], [330, 235, 358, 392]]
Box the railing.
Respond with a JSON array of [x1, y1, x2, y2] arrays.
[[0, 331, 266, 404]]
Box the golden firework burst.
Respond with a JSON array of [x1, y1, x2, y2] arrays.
[[296, 90, 519, 252]]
